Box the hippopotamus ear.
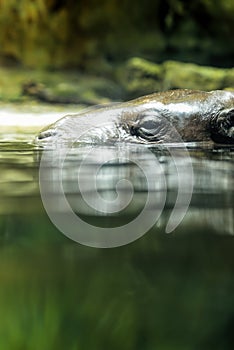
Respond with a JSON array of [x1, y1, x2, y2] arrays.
[[211, 108, 234, 143]]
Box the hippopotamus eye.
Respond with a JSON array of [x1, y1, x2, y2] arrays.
[[134, 117, 160, 141]]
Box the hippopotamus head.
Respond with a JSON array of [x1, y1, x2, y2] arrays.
[[36, 89, 234, 146]]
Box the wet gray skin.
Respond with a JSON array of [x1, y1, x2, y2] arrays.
[[36, 89, 234, 145]]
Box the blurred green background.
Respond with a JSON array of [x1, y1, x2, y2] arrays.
[[0, 0, 233, 69], [0, 0, 234, 104]]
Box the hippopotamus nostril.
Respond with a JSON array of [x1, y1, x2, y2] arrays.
[[37, 129, 57, 140]]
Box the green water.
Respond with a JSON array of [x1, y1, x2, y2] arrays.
[[0, 138, 234, 349]]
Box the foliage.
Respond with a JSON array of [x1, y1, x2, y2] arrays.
[[0, 0, 233, 68]]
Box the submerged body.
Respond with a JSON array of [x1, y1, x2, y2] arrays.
[[36, 89, 234, 145]]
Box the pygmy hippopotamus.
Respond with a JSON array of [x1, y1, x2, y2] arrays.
[[36, 89, 234, 145]]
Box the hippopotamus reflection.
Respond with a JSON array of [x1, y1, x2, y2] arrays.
[[37, 89, 234, 145]]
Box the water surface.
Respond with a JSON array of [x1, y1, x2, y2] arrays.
[[0, 125, 234, 349]]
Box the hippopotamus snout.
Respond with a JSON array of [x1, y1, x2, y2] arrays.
[[36, 89, 234, 146]]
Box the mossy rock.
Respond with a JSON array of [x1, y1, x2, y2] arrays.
[[223, 68, 234, 88], [162, 61, 233, 91], [117, 58, 234, 99], [47, 75, 124, 104], [22, 75, 123, 105], [116, 57, 163, 99], [0, 67, 123, 105]]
